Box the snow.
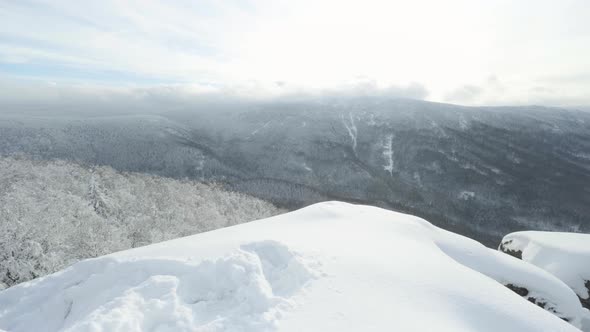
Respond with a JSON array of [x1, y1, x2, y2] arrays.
[[500, 231, 590, 331], [342, 112, 358, 153], [382, 134, 394, 176], [0, 202, 585, 332], [500, 232, 590, 300], [250, 121, 272, 137], [301, 162, 312, 172], [500, 231, 590, 314], [458, 190, 475, 200]]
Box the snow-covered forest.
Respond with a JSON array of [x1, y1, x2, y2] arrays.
[[0, 157, 283, 288]]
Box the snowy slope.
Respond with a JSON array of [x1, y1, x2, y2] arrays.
[[0, 202, 586, 332], [500, 231, 590, 328], [500, 232, 590, 301]]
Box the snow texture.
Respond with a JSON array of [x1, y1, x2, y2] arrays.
[[342, 112, 358, 154], [382, 134, 394, 176], [0, 202, 585, 332], [500, 231, 590, 331], [500, 231, 590, 300]]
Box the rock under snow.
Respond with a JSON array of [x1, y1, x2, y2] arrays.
[[500, 231, 590, 330], [500, 232, 590, 305], [0, 202, 586, 331]]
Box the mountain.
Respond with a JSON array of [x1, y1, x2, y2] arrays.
[[1, 97, 589, 246], [0, 202, 587, 331]]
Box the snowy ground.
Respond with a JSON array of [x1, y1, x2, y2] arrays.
[[0, 202, 586, 331]]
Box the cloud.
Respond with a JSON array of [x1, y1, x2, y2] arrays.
[[1, 75, 588, 114], [1, 0, 590, 106], [263, 79, 430, 100], [332, 80, 429, 100], [443, 85, 483, 103], [443, 75, 590, 107], [0, 76, 429, 110], [443, 76, 504, 104], [0, 0, 248, 82]]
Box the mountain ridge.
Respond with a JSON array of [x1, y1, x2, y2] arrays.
[[1, 97, 589, 246]]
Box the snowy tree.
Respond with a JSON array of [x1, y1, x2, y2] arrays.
[[0, 157, 284, 287]]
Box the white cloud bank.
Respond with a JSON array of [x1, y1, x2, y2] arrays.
[[0, 0, 589, 106]]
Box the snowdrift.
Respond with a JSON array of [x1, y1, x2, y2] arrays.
[[0, 202, 586, 331], [500, 231, 590, 329]]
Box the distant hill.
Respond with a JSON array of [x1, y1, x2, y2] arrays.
[[1, 97, 589, 246]]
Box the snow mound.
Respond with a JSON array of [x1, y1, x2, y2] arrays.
[[0, 241, 318, 332], [0, 202, 585, 331], [500, 231, 590, 330], [434, 231, 583, 325], [500, 231, 590, 302]]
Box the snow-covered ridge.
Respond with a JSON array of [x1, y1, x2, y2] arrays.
[[500, 232, 590, 302], [0, 202, 586, 331], [500, 231, 590, 328]]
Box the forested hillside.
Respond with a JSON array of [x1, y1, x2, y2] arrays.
[[0, 157, 283, 288], [1, 98, 589, 246]]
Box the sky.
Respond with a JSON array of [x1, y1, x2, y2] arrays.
[[1, 0, 589, 106]]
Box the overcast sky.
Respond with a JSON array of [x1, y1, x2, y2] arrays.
[[1, 0, 589, 106]]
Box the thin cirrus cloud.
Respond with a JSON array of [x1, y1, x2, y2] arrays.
[[0, 0, 589, 106]]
